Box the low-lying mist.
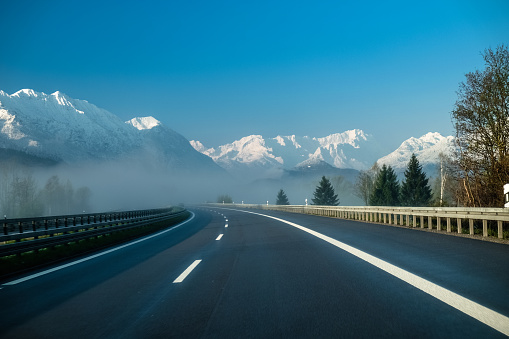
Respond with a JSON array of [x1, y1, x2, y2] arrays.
[[1, 154, 364, 218]]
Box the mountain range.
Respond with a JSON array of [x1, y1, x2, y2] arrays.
[[0, 89, 223, 174], [1, 89, 457, 206], [191, 131, 456, 179]]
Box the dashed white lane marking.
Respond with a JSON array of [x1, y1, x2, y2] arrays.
[[3, 213, 196, 286], [216, 234, 224, 241], [225, 223, 228, 228], [173, 260, 202, 283], [230, 208, 509, 336]]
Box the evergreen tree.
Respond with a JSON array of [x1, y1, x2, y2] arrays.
[[312, 176, 339, 206], [275, 189, 290, 205], [369, 164, 400, 206], [400, 154, 432, 206]]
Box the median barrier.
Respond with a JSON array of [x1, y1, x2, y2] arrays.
[[0, 207, 188, 257]]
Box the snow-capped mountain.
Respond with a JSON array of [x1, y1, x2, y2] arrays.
[[191, 129, 387, 178], [191, 131, 456, 180], [376, 132, 457, 176], [0, 89, 222, 173]]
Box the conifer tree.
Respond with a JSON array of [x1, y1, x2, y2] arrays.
[[400, 154, 432, 206], [312, 176, 339, 206], [369, 164, 400, 206], [276, 189, 290, 205]]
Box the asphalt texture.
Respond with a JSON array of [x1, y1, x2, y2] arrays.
[[0, 207, 508, 338]]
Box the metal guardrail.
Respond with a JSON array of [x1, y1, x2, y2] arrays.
[[215, 204, 509, 240], [0, 207, 188, 257]]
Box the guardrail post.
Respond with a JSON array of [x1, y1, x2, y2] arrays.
[[428, 216, 432, 230], [469, 219, 474, 235], [420, 216, 424, 228], [18, 221, 23, 234], [32, 220, 36, 232], [483, 220, 488, 237], [437, 217, 441, 231], [498, 221, 503, 239], [412, 215, 416, 228], [457, 218, 462, 234], [44, 219, 48, 230], [64, 218, 68, 228], [446, 218, 451, 233]]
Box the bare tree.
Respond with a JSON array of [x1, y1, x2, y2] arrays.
[[452, 45, 509, 207], [355, 162, 380, 205]]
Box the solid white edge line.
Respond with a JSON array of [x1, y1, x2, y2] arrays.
[[173, 259, 202, 283], [3, 212, 196, 286], [216, 234, 224, 241], [227, 208, 509, 336]]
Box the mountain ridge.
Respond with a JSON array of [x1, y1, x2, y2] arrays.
[[191, 131, 456, 179], [0, 89, 223, 173]]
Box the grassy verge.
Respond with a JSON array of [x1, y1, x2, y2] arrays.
[[0, 211, 190, 279]]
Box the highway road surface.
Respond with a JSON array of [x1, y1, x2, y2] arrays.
[[1, 207, 508, 338]]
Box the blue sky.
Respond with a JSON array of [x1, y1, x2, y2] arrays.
[[1, 0, 508, 150]]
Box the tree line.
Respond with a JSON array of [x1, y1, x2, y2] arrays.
[[355, 154, 434, 207], [273, 153, 435, 207], [0, 167, 91, 218], [307, 45, 509, 208]]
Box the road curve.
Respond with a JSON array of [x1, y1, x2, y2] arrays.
[[1, 207, 508, 338]]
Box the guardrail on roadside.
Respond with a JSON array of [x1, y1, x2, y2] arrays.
[[0, 207, 188, 257], [213, 204, 509, 240]]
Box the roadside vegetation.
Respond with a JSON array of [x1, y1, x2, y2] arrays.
[[217, 194, 233, 204], [355, 45, 508, 208], [275, 189, 290, 205], [0, 164, 91, 218]]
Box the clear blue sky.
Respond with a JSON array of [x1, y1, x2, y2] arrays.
[[1, 0, 508, 150]]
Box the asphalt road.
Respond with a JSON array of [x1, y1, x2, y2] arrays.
[[1, 207, 508, 338]]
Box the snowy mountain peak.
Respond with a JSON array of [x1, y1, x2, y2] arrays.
[[420, 132, 446, 144], [191, 129, 386, 178], [377, 132, 456, 174], [12, 89, 39, 98], [273, 135, 301, 149], [127, 116, 161, 130], [274, 135, 285, 146], [0, 89, 225, 174], [315, 129, 367, 149]]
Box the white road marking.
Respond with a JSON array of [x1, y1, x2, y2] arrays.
[[230, 208, 509, 336], [225, 223, 228, 228], [3, 212, 196, 286], [216, 234, 224, 241], [173, 260, 202, 283]]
